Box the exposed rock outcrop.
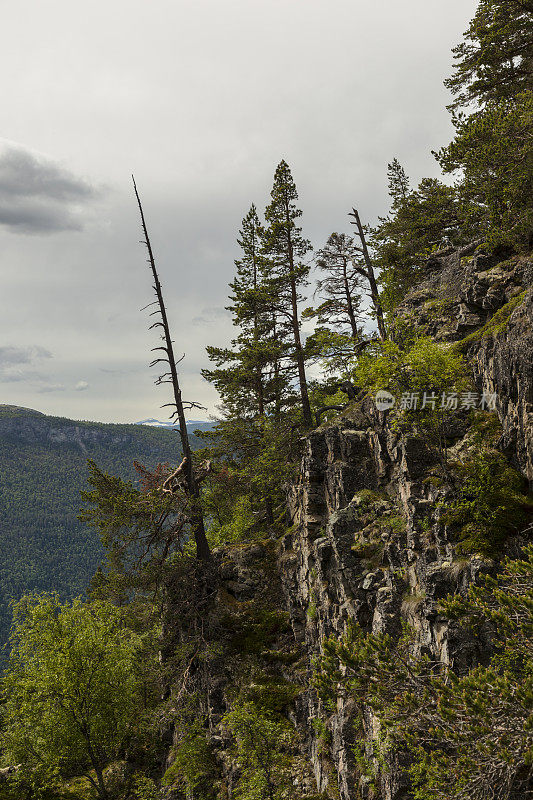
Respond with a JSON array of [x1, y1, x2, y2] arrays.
[[164, 247, 532, 800]]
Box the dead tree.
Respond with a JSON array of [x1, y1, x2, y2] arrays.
[[348, 208, 387, 340], [133, 176, 211, 561]]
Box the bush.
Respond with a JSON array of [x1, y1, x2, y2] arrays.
[[443, 448, 533, 555]]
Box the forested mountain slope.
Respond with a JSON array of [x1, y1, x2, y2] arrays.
[[0, 405, 205, 647]]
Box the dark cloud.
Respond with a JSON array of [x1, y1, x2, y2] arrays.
[[0, 346, 61, 391], [0, 345, 52, 366], [0, 145, 99, 234]]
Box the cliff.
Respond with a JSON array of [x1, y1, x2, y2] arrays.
[[162, 247, 532, 800]]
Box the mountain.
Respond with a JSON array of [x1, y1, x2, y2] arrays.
[[136, 417, 215, 433], [0, 405, 208, 650]]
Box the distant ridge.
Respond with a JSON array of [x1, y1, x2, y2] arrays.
[[136, 417, 215, 432], [0, 404, 209, 654]]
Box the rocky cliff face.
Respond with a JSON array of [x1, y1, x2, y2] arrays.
[[165, 249, 532, 799], [275, 249, 532, 799]]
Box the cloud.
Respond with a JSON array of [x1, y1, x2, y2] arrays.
[[75, 380, 89, 391], [0, 144, 100, 234], [192, 306, 230, 325], [36, 383, 65, 393], [0, 345, 61, 392], [0, 345, 52, 366]]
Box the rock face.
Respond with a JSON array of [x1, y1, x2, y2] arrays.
[[274, 249, 532, 799], [164, 249, 532, 799]]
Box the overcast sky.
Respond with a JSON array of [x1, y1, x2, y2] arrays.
[[0, 0, 477, 423]]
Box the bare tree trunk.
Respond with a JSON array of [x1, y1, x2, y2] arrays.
[[349, 208, 387, 340], [133, 177, 211, 561]]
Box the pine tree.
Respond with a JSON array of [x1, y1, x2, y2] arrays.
[[387, 158, 410, 208], [264, 160, 314, 428], [203, 205, 284, 419], [312, 232, 364, 344], [202, 204, 292, 528], [435, 0, 533, 247], [303, 233, 365, 375], [445, 0, 533, 110], [348, 208, 387, 340]]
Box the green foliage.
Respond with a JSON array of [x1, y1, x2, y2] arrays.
[[355, 335, 468, 399], [162, 720, 217, 799], [199, 416, 297, 546], [223, 702, 296, 800], [444, 0, 533, 109], [303, 232, 364, 377], [132, 773, 159, 800], [263, 160, 313, 427], [355, 335, 469, 467], [375, 0, 533, 310], [229, 607, 290, 656], [373, 174, 468, 312], [80, 459, 190, 591], [1, 595, 145, 798], [241, 678, 300, 715], [436, 93, 533, 247], [443, 448, 532, 555], [303, 326, 359, 379]]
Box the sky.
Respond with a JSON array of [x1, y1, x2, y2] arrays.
[[0, 0, 477, 423]]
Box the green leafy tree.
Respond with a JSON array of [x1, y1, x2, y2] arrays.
[[1, 595, 143, 798], [442, 446, 532, 555], [355, 334, 469, 464], [223, 702, 296, 800]]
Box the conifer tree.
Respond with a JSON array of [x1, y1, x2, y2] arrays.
[[436, 0, 533, 246], [445, 0, 533, 110], [312, 232, 364, 344], [387, 158, 409, 207], [203, 205, 284, 418], [263, 160, 313, 427], [202, 204, 291, 527]]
